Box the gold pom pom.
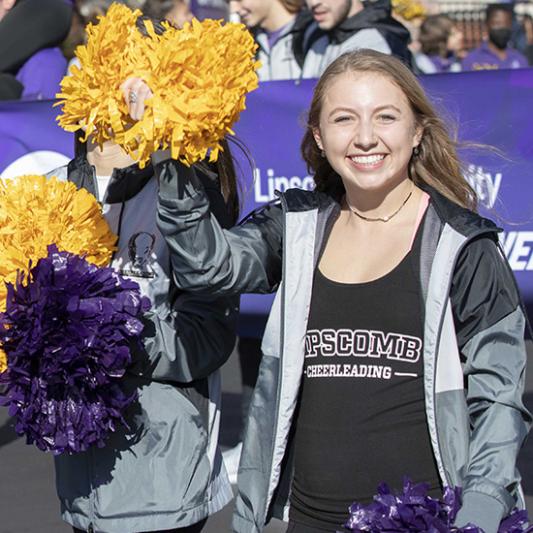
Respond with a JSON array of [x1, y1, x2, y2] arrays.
[[56, 4, 259, 168], [392, 0, 427, 20], [0, 175, 117, 372]]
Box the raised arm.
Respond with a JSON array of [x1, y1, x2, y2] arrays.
[[154, 156, 283, 296], [119, 77, 283, 296]]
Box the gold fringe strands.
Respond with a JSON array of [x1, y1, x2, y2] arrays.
[[56, 4, 147, 145], [56, 3, 260, 168], [0, 176, 116, 301]]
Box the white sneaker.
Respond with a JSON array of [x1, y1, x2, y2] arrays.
[[222, 442, 243, 485]]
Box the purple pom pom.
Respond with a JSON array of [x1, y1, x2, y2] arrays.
[[0, 245, 151, 454], [499, 510, 533, 533], [343, 478, 532, 532]]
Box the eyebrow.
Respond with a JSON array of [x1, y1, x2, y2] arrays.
[[328, 105, 403, 117], [375, 105, 402, 114]]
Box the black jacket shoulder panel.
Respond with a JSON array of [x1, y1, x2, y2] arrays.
[[292, 9, 319, 68], [450, 234, 519, 349], [422, 184, 500, 239]]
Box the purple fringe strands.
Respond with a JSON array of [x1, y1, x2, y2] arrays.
[[0, 245, 151, 454], [344, 478, 532, 533]]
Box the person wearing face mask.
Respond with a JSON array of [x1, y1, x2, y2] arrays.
[[462, 3, 527, 71]]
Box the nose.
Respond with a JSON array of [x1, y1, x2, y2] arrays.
[[354, 120, 378, 150]]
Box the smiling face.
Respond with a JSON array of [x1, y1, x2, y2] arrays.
[[313, 71, 422, 194]]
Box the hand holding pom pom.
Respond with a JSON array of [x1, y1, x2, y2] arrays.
[[121, 76, 154, 122], [343, 478, 533, 532], [56, 4, 260, 168]]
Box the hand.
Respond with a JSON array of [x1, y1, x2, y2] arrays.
[[120, 77, 153, 121]]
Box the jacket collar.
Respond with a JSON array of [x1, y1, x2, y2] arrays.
[[67, 155, 154, 204], [277, 183, 500, 239], [419, 182, 501, 238]]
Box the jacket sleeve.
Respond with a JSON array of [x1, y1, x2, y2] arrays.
[[450, 236, 532, 533], [129, 159, 244, 383], [154, 157, 283, 296], [130, 291, 239, 383]]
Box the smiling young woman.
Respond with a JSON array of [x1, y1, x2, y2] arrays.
[[143, 49, 530, 533], [308, 69, 424, 283], [300, 51, 476, 284]]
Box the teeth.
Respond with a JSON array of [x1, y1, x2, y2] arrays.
[[350, 154, 385, 164]]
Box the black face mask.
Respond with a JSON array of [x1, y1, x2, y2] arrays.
[[489, 28, 512, 50]]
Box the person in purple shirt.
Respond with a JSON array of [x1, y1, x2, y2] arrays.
[[463, 3, 528, 71], [15, 47, 67, 100], [415, 14, 464, 74], [229, 0, 305, 80]]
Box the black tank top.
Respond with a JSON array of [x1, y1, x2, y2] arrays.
[[289, 214, 441, 531]]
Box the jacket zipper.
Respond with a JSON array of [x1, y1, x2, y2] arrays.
[[263, 192, 288, 524]]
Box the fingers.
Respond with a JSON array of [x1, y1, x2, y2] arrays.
[[120, 77, 154, 121]]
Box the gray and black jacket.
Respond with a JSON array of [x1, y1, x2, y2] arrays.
[[154, 159, 531, 533], [48, 156, 238, 533]]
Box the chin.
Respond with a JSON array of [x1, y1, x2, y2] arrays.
[[344, 175, 401, 193]]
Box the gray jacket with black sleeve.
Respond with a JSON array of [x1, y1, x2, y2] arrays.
[[47, 156, 238, 533], [154, 158, 531, 533]]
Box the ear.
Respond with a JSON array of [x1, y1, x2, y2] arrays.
[[4, 0, 16, 10], [312, 127, 323, 151], [413, 124, 423, 150]]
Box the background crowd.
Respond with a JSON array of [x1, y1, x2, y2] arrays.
[[1, 0, 533, 102]]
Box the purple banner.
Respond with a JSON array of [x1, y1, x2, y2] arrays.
[[0, 99, 72, 179], [1, 70, 533, 336], [230, 70, 533, 333]]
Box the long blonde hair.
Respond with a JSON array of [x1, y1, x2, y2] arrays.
[[301, 49, 477, 211]]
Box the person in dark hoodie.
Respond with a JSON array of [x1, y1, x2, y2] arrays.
[[297, 0, 412, 78]]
